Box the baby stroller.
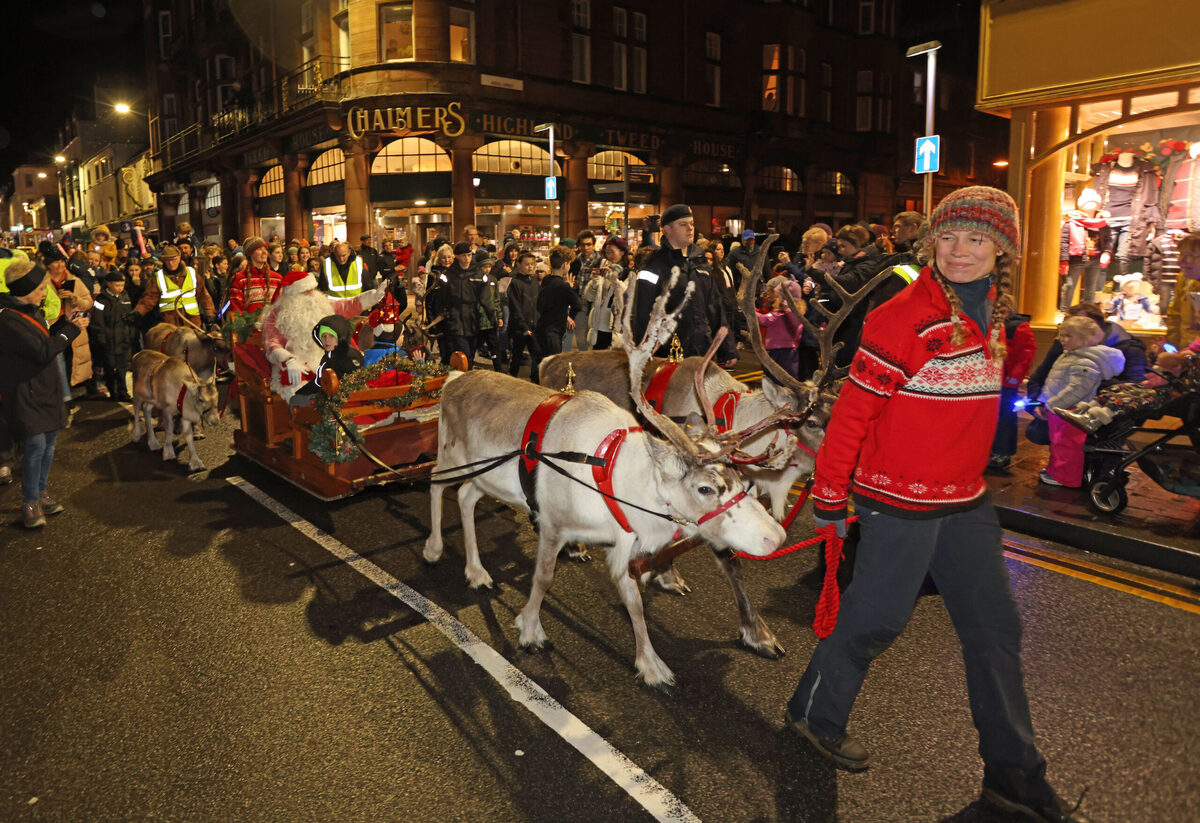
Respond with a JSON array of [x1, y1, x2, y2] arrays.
[[1081, 392, 1200, 514]]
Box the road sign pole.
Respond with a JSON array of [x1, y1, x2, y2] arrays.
[[923, 48, 937, 218]]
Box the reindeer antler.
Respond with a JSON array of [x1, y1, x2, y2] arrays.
[[617, 268, 702, 458], [693, 326, 729, 428]]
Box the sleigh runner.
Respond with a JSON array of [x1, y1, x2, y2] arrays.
[[230, 331, 452, 500]]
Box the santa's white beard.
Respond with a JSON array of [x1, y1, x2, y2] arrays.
[[266, 289, 334, 370]]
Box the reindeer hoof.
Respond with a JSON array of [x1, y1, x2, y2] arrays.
[[739, 635, 786, 659], [559, 543, 591, 563], [188, 460, 205, 473], [466, 568, 494, 590], [515, 614, 548, 649], [421, 539, 443, 564], [652, 568, 692, 596]]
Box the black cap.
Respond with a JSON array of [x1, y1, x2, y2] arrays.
[[105, 269, 125, 282], [661, 204, 693, 226], [453, 241, 472, 255], [360, 234, 372, 242]]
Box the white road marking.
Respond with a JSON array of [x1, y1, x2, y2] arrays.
[[227, 476, 701, 823]]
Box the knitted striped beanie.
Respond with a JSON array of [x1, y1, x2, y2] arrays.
[[925, 186, 1020, 258]]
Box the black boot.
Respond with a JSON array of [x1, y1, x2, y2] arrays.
[[982, 762, 1091, 823]]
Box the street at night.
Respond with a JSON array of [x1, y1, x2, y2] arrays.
[[2, 392, 1197, 822], [5, 1, 1200, 821]]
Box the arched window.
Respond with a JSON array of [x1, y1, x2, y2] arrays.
[[204, 182, 221, 209], [682, 158, 741, 188], [588, 150, 645, 180], [258, 165, 284, 197], [473, 140, 561, 176], [307, 148, 345, 185], [371, 137, 451, 174], [756, 165, 803, 192], [814, 171, 855, 196]]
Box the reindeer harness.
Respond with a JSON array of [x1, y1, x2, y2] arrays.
[[643, 360, 742, 433]]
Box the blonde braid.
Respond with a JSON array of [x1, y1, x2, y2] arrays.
[[987, 254, 1017, 359]]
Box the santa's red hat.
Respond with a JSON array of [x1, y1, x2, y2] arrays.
[[273, 269, 318, 302]]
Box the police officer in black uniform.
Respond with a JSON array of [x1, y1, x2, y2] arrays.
[[630, 204, 737, 365]]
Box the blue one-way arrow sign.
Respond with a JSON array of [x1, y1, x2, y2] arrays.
[[915, 135, 940, 174]]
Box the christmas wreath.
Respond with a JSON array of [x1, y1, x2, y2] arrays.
[[307, 353, 448, 463], [221, 305, 264, 344]]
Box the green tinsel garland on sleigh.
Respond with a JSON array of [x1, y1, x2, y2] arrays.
[[307, 353, 448, 463]]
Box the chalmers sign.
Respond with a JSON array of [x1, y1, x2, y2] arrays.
[[345, 102, 467, 139]]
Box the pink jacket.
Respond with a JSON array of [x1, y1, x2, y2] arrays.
[[756, 309, 801, 349]]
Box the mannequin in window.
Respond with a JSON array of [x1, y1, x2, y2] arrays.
[[1091, 150, 1161, 285], [1058, 188, 1111, 311], [1161, 141, 1200, 232]]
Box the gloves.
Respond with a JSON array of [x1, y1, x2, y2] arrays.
[[283, 358, 305, 388], [1100, 252, 1111, 268], [814, 514, 847, 538], [123, 312, 140, 327], [1058, 261, 1069, 276], [359, 284, 388, 310]]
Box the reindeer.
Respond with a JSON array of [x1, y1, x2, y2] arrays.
[[130, 350, 221, 471], [144, 320, 231, 382], [424, 277, 786, 688]]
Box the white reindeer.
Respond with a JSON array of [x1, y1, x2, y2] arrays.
[[130, 350, 221, 472], [424, 278, 785, 688]]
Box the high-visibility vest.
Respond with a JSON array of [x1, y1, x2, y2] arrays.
[[156, 266, 199, 315], [892, 264, 921, 285], [324, 257, 363, 296]]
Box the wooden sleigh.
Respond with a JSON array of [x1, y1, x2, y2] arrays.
[[230, 332, 458, 500]]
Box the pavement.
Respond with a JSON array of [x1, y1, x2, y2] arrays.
[[985, 417, 1200, 580], [1, 375, 1198, 822]]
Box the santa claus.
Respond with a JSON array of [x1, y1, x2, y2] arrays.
[[262, 268, 387, 400]]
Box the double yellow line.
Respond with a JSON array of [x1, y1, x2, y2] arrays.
[[1001, 538, 1200, 615]]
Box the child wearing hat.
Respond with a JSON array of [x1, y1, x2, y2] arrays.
[[90, 269, 135, 401], [786, 186, 1091, 822]]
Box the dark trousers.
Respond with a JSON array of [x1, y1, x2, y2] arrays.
[[797, 346, 821, 381], [788, 502, 1043, 774], [766, 346, 800, 383], [99, 348, 131, 398], [509, 331, 539, 378], [992, 386, 1019, 457], [439, 334, 476, 369], [531, 327, 563, 384], [593, 330, 612, 350]]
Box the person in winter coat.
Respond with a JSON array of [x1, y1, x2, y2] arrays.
[[46, 255, 95, 393], [755, 282, 802, 381], [988, 313, 1037, 470], [631, 204, 736, 366], [1026, 303, 1147, 405], [90, 270, 135, 401], [424, 242, 483, 367], [1165, 231, 1200, 348], [532, 246, 582, 384], [475, 259, 505, 371], [0, 261, 89, 528], [583, 237, 627, 350], [505, 251, 540, 378], [1036, 316, 1125, 488], [787, 186, 1091, 823], [830, 224, 884, 367]]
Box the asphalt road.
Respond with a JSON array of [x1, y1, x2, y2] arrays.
[[1, 398, 1198, 822]]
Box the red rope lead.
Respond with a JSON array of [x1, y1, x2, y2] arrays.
[[812, 525, 844, 639]]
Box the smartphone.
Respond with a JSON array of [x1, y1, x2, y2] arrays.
[[63, 278, 77, 291], [73, 310, 91, 319]]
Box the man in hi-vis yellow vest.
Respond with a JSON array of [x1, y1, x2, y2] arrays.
[[134, 245, 216, 327], [321, 242, 368, 298]]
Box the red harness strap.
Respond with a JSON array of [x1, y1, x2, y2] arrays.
[[519, 393, 574, 514], [643, 360, 680, 412], [591, 427, 644, 532], [176, 384, 188, 414], [159, 327, 181, 354], [697, 489, 748, 524], [712, 390, 741, 433]]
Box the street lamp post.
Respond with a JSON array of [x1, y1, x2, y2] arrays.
[[906, 40, 942, 218], [534, 122, 556, 245]]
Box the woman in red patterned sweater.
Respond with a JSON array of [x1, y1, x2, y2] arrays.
[[785, 187, 1090, 823]]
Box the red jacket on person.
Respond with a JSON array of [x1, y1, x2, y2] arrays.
[[812, 269, 1003, 520], [226, 266, 281, 314]]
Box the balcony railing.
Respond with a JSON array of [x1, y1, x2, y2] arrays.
[[151, 56, 350, 170]]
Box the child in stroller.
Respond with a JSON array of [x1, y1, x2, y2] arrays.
[[1052, 339, 1200, 512]]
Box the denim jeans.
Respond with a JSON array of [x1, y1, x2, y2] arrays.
[[1061, 259, 1103, 309], [788, 502, 1043, 773], [22, 431, 58, 505]]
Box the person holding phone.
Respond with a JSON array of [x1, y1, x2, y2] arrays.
[[0, 261, 89, 528], [44, 251, 95, 400]]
